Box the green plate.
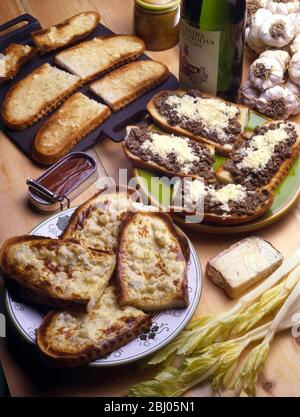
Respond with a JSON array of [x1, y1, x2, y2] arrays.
[[133, 111, 300, 234]]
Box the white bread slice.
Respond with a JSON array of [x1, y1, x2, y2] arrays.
[[36, 286, 152, 367], [31, 11, 100, 53], [206, 237, 283, 299], [0, 236, 116, 311], [55, 35, 145, 82], [216, 120, 300, 191], [62, 189, 137, 252], [117, 211, 190, 311], [147, 90, 250, 155], [1, 63, 82, 130], [89, 60, 169, 111], [0, 43, 36, 81], [32, 92, 111, 165]]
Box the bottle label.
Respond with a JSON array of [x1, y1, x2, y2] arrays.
[[179, 19, 220, 95]]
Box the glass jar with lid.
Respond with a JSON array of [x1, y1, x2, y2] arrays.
[[133, 0, 180, 51]]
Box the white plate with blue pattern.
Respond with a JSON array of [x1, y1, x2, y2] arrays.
[[4, 207, 202, 366]]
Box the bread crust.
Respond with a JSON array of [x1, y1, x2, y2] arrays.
[[0, 44, 37, 82], [32, 94, 111, 165], [1, 64, 82, 130], [216, 122, 300, 192], [117, 211, 190, 310], [147, 90, 250, 156], [55, 35, 145, 83], [0, 235, 115, 311], [31, 11, 100, 53], [36, 288, 152, 367], [89, 60, 169, 111]]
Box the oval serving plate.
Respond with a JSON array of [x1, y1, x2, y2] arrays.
[[4, 207, 202, 367], [132, 111, 300, 234]]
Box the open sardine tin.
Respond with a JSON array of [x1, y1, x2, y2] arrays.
[[27, 152, 98, 213]]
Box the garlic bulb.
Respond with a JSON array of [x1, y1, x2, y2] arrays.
[[247, 0, 269, 18], [238, 81, 260, 107], [266, 1, 300, 15], [249, 56, 284, 90], [290, 34, 300, 54], [246, 8, 273, 53], [256, 85, 300, 118], [259, 14, 295, 47], [260, 49, 290, 69], [283, 79, 300, 95], [287, 12, 300, 33], [288, 51, 300, 85]]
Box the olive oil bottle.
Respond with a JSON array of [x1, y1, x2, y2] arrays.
[[179, 0, 246, 101]]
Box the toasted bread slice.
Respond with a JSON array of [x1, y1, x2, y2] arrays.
[[1, 63, 82, 130], [0, 43, 36, 81], [31, 11, 100, 53], [62, 189, 139, 252], [206, 237, 283, 299], [123, 125, 215, 182], [147, 90, 250, 155], [89, 60, 169, 111], [32, 92, 111, 165], [172, 180, 274, 225], [216, 120, 300, 191], [36, 286, 151, 367], [0, 236, 116, 311], [117, 211, 190, 311], [55, 35, 145, 82]]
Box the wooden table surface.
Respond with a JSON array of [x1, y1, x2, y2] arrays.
[[0, 0, 300, 397]]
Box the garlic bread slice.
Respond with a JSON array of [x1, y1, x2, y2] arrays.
[[0, 236, 116, 311], [117, 212, 190, 311], [36, 286, 151, 367]]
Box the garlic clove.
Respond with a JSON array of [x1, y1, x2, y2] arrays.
[[282, 79, 300, 96], [249, 56, 284, 90], [260, 49, 290, 70], [288, 51, 300, 86], [259, 14, 296, 48], [290, 33, 300, 54], [256, 85, 300, 119]]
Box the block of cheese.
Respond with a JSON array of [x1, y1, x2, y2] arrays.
[[206, 237, 283, 299]]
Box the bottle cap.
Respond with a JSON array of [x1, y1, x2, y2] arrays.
[[135, 0, 180, 12]]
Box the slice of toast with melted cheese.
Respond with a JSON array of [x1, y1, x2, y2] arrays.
[[31, 11, 100, 53], [55, 35, 145, 82], [33, 92, 111, 165], [216, 120, 300, 191], [89, 60, 169, 111], [62, 189, 137, 252], [1, 63, 82, 130], [36, 286, 152, 367], [147, 90, 250, 155], [0, 236, 116, 311], [117, 211, 190, 311], [0, 43, 36, 81]]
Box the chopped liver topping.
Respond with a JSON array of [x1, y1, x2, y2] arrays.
[[224, 121, 297, 189], [126, 126, 215, 180], [154, 90, 242, 145], [180, 181, 270, 217]]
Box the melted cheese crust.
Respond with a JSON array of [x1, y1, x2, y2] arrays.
[[166, 94, 240, 143], [119, 213, 187, 310], [237, 124, 293, 170], [43, 286, 147, 353], [55, 36, 143, 80], [4, 64, 80, 122], [9, 240, 115, 301]]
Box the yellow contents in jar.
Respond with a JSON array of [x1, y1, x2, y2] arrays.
[[133, 0, 180, 51]]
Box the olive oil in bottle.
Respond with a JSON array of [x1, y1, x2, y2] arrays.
[[179, 0, 246, 101]]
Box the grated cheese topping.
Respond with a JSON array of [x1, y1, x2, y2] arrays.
[[140, 132, 200, 174], [166, 94, 240, 143], [237, 126, 291, 170]]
